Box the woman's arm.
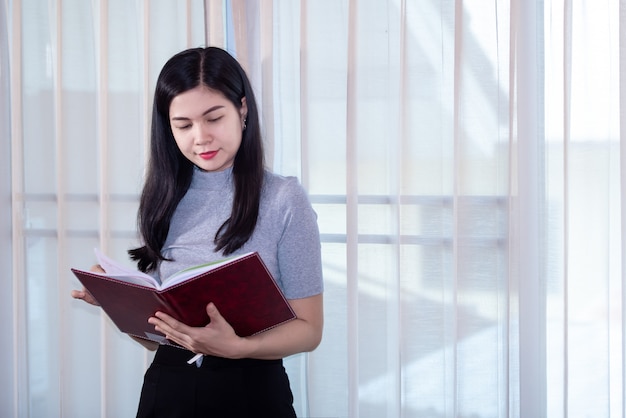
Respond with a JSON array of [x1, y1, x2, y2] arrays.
[[148, 293, 323, 360]]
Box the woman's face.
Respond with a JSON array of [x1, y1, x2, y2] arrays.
[[169, 85, 247, 172]]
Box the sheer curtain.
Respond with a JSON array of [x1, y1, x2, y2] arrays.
[[1, 0, 622, 417], [544, 1, 622, 416]]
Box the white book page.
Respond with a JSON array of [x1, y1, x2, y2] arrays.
[[94, 248, 161, 288], [92, 249, 254, 290], [161, 252, 253, 289]]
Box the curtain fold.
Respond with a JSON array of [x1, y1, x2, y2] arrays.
[[515, 0, 546, 415], [2, 0, 624, 417], [544, 0, 622, 416], [1, 0, 16, 415]]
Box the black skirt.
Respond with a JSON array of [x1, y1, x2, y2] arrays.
[[136, 345, 297, 418]]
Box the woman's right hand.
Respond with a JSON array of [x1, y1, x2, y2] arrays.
[[70, 264, 103, 306]]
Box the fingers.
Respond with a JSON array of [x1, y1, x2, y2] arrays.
[[71, 265, 104, 307], [205, 302, 222, 322], [150, 305, 228, 354], [150, 312, 186, 337], [90, 264, 105, 274], [71, 287, 100, 306], [149, 312, 193, 348]]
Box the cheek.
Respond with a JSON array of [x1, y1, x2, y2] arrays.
[[172, 132, 190, 152], [233, 137, 243, 151], [217, 124, 242, 149], [228, 123, 244, 146]]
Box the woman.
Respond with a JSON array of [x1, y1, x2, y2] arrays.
[[72, 47, 324, 417]]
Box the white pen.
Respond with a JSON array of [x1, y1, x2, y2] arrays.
[[187, 353, 203, 364]]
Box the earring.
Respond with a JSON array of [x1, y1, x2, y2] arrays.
[[242, 118, 247, 131]]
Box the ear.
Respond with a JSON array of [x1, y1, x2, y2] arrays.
[[240, 97, 248, 122]]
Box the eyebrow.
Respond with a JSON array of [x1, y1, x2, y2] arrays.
[[170, 105, 225, 121]]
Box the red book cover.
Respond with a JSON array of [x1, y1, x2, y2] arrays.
[[71, 252, 296, 345]]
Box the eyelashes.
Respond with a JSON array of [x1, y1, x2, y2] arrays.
[[173, 116, 224, 130]]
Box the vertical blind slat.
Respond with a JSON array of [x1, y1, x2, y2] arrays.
[[260, 0, 275, 172], [345, 0, 359, 416], [96, 1, 110, 416], [299, 0, 308, 188], [620, 2, 626, 417], [230, 0, 248, 71], [387, 0, 406, 415], [53, 0, 66, 414], [141, 0, 152, 371], [562, 0, 572, 415], [507, 0, 517, 413], [204, 0, 225, 47], [451, 0, 463, 415], [505, 0, 516, 414], [9, 0, 27, 416], [517, 0, 547, 415]]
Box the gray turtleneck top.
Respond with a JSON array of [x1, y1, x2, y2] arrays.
[[157, 167, 323, 300]]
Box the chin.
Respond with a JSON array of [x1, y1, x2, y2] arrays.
[[196, 162, 227, 172]]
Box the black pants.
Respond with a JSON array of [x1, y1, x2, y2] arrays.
[[136, 345, 296, 418]]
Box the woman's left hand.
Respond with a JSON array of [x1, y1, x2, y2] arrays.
[[149, 293, 323, 360], [148, 302, 245, 359]]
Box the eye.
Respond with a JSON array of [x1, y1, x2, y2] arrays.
[[174, 124, 192, 130], [207, 116, 223, 123]]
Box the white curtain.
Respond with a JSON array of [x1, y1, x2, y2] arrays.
[[1, 0, 622, 417], [543, 1, 622, 416]]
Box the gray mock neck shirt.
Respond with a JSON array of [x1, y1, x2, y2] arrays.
[[158, 166, 323, 300]]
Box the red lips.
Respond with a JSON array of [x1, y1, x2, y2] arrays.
[[199, 151, 218, 160]]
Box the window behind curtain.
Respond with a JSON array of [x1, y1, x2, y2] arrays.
[[4, 0, 624, 417], [269, 1, 516, 416], [11, 0, 206, 416]]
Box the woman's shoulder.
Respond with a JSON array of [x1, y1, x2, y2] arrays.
[[262, 170, 311, 206], [263, 170, 303, 191]]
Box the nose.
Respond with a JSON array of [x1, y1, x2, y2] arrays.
[[194, 123, 212, 145]]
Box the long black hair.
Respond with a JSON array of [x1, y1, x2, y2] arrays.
[[128, 47, 264, 273]]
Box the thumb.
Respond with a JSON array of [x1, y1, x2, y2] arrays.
[[205, 302, 223, 322]]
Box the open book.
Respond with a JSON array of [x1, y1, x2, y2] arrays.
[[71, 250, 296, 345]]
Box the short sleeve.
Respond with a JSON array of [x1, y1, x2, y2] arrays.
[[273, 177, 324, 299]]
